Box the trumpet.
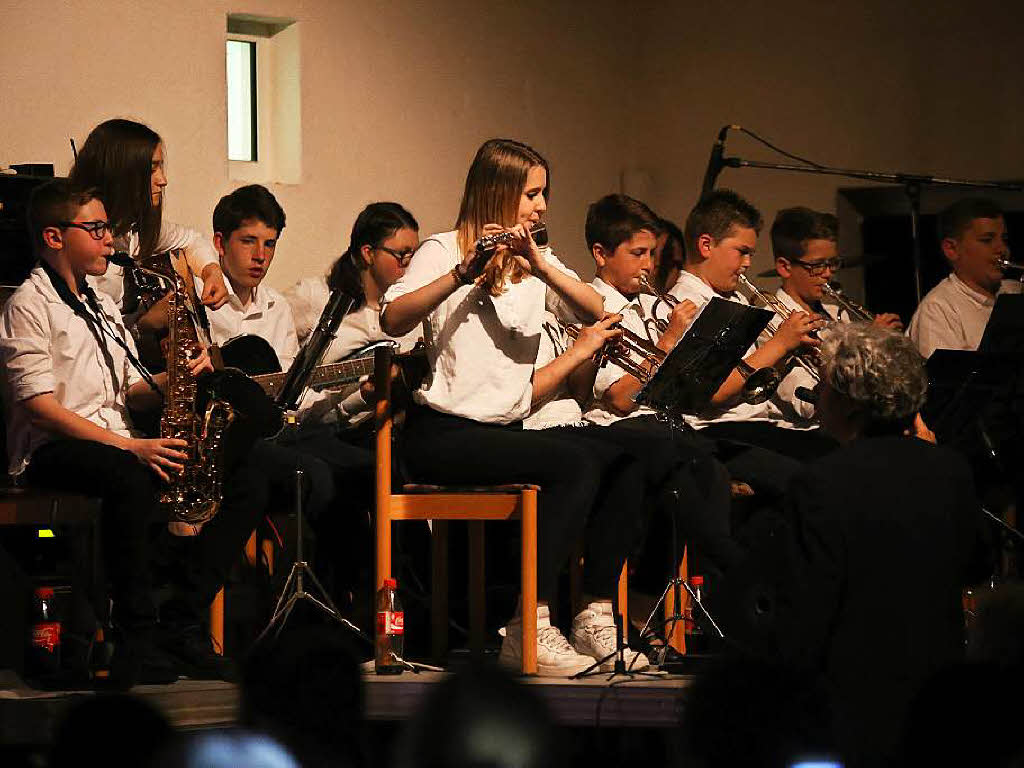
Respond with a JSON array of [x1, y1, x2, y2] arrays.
[[559, 316, 666, 384], [638, 273, 680, 338], [735, 273, 822, 384], [999, 258, 1024, 275], [822, 282, 874, 322], [475, 222, 549, 257]]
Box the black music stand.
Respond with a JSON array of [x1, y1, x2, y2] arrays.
[[636, 297, 774, 416]]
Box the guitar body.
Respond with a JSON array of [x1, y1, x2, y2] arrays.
[[219, 334, 283, 376]]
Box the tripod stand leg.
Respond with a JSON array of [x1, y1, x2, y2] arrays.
[[271, 595, 299, 642]]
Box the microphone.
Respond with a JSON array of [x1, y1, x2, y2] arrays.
[[106, 251, 134, 268], [700, 124, 736, 198]]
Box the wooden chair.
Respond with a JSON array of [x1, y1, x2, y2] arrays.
[[373, 346, 539, 675], [209, 529, 274, 655]]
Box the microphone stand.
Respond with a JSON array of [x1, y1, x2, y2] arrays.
[[276, 287, 357, 411], [706, 128, 1022, 303]]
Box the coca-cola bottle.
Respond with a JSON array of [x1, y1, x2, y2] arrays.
[[28, 586, 62, 676], [375, 577, 404, 675]]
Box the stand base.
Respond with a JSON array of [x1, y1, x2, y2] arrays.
[[254, 560, 367, 646]]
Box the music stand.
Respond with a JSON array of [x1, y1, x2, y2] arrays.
[[636, 297, 774, 416]]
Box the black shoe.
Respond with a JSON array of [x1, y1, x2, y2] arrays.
[[160, 623, 238, 682], [108, 629, 180, 689]]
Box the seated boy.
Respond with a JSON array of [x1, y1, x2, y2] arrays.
[[667, 190, 837, 474], [0, 180, 211, 686]]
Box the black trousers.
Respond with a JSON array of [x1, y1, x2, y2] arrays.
[[27, 440, 160, 630], [589, 416, 740, 576], [400, 407, 643, 602]]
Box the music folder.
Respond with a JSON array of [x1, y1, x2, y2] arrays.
[[635, 296, 773, 416]]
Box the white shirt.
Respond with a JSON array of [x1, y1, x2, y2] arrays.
[[93, 221, 218, 311], [523, 313, 589, 430], [382, 230, 581, 425], [283, 275, 331, 344], [668, 270, 783, 429], [583, 277, 668, 427], [907, 274, 1022, 358], [199, 276, 299, 371], [0, 266, 144, 475], [769, 288, 837, 426]]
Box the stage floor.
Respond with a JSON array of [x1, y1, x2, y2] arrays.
[[0, 668, 693, 745]]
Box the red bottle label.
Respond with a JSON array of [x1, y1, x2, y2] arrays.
[[32, 622, 61, 653], [377, 610, 404, 635]]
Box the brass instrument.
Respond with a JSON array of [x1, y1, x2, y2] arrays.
[[638, 273, 680, 338], [559, 316, 666, 384], [475, 222, 548, 257], [137, 251, 236, 529], [735, 273, 822, 386], [822, 282, 873, 322], [999, 258, 1024, 281]]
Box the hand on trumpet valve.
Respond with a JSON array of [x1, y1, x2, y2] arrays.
[[775, 311, 825, 353], [872, 312, 904, 332], [573, 314, 624, 360], [660, 299, 699, 348]]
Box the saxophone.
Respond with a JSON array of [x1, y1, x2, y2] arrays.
[[136, 251, 236, 530]]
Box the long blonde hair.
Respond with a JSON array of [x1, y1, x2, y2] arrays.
[[455, 139, 549, 296]]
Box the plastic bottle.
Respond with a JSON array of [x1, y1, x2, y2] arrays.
[[684, 575, 708, 654], [375, 577, 404, 675], [28, 586, 62, 676]]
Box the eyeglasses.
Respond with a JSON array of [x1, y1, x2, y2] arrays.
[[376, 245, 415, 267], [787, 257, 843, 276], [59, 220, 112, 240]]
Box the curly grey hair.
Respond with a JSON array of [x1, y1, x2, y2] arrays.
[[821, 322, 927, 426]]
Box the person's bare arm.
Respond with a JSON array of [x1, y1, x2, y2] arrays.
[[531, 316, 621, 406], [601, 300, 697, 415], [710, 312, 824, 406], [20, 393, 187, 482]]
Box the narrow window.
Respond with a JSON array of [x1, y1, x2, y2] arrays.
[[226, 39, 258, 162]]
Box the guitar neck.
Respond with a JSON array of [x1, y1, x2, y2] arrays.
[[253, 356, 376, 399]]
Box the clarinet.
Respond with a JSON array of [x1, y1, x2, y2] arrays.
[[275, 287, 358, 411]]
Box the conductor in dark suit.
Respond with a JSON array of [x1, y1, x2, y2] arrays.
[[775, 323, 989, 767]]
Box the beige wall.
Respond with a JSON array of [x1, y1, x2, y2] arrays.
[[1, 0, 631, 287], [632, 0, 1023, 281], [2, 0, 1021, 290]]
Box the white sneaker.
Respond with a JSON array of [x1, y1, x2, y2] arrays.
[[572, 601, 650, 672], [498, 605, 594, 677]]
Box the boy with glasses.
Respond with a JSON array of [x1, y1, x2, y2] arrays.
[[0, 180, 213, 686], [768, 207, 902, 423], [771, 207, 902, 328]]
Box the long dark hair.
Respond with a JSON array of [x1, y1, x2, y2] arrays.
[[69, 119, 163, 259], [328, 202, 418, 307]]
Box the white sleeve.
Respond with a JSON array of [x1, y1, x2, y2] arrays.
[[908, 299, 963, 358], [157, 222, 218, 274], [282, 277, 330, 342], [383, 237, 455, 304], [273, 302, 301, 371], [0, 300, 55, 403], [541, 248, 588, 323]]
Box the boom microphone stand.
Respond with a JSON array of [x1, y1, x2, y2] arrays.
[[701, 125, 1023, 302]]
